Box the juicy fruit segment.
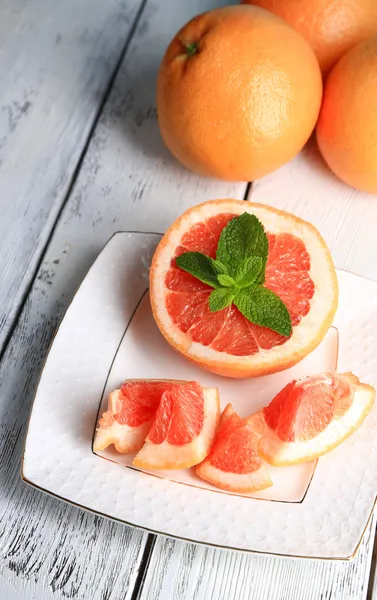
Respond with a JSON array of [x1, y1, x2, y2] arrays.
[[147, 382, 204, 445], [133, 387, 220, 470], [196, 404, 272, 493], [263, 373, 351, 442], [165, 215, 314, 356], [93, 381, 168, 454], [248, 373, 375, 465]]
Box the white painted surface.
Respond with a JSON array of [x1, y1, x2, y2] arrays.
[[251, 139, 377, 282], [0, 0, 376, 597], [0, 578, 30, 600], [0, 0, 143, 351]]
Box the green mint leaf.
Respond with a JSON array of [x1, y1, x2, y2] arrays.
[[176, 252, 220, 288], [235, 256, 264, 287], [209, 287, 236, 312], [216, 213, 269, 282], [234, 285, 292, 337], [210, 259, 229, 275], [217, 274, 235, 287]]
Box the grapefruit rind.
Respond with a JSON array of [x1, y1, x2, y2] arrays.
[[93, 389, 154, 454], [249, 374, 375, 466], [133, 387, 220, 470], [196, 461, 272, 494], [150, 199, 338, 378]]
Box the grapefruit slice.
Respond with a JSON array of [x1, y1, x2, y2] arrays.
[[247, 372, 375, 465], [150, 199, 338, 378], [93, 380, 170, 454], [196, 404, 272, 493], [133, 382, 219, 470]]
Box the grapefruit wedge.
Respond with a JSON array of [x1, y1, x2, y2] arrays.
[[150, 199, 338, 378], [248, 372, 375, 466], [196, 404, 272, 493], [93, 381, 169, 454], [133, 382, 220, 470]]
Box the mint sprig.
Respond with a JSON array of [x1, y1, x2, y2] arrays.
[[217, 213, 269, 283], [175, 252, 223, 288], [175, 213, 292, 338], [234, 285, 292, 337], [209, 287, 236, 312]]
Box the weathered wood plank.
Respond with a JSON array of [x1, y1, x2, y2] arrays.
[[0, 0, 144, 352], [0, 0, 244, 598], [59, 0, 244, 238], [250, 140, 377, 281], [366, 536, 377, 599], [140, 516, 376, 600]]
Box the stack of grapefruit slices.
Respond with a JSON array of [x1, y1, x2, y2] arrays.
[[94, 373, 375, 494], [94, 380, 220, 470]]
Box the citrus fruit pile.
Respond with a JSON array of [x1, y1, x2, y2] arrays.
[[94, 373, 375, 494], [150, 199, 338, 378], [157, 3, 377, 192]]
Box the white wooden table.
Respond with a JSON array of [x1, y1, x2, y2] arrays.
[[1, 0, 377, 598]]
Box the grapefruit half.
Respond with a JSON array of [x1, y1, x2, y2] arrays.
[[150, 200, 338, 378], [196, 404, 272, 493], [248, 372, 375, 465]]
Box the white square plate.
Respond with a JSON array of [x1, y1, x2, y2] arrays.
[[22, 233, 377, 559]]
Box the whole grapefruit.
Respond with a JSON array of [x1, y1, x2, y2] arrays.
[[157, 5, 322, 182], [241, 0, 377, 76], [316, 36, 377, 194]]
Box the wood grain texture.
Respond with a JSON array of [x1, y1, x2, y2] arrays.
[[0, 0, 144, 352], [0, 0, 245, 598], [367, 538, 377, 599], [140, 515, 376, 600]]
